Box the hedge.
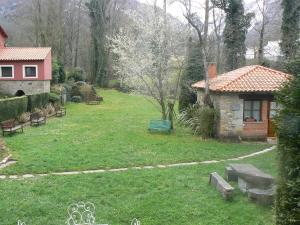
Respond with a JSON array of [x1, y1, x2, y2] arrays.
[[27, 93, 49, 112], [275, 75, 300, 225], [0, 96, 28, 122]]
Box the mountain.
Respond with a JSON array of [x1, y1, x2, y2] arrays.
[[245, 0, 282, 47]]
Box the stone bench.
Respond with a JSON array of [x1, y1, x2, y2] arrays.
[[209, 172, 234, 200], [248, 187, 276, 206], [229, 164, 275, 192]]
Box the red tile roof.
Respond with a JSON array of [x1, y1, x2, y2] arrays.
[[0, 47, 51, 61], [192, 65, 291, 93]]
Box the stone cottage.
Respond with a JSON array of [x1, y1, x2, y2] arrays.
[[192, 64, 291, 140], [0, 25, 52, 96]]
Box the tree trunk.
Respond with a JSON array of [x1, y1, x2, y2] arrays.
[[73, 0, 83, 68]]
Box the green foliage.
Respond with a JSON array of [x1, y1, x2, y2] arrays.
[[179, 104, 217, 138], [71, 96, 82, 103], [49, 93, 61, 104], [0, 96, 28, 122], [179, 39, 204, 112], [67, 67, 85, 82], [281, 0, 300, 60], [27, 93, 49, 112], [52, 59, 66, 84], [275, 75, 300, 225], [285, 54, 300, 75], [70, 82, 97, 102], [213, 0, 253, 71]]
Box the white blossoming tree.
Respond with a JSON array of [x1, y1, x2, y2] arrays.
[[110, 1, 185, 120]]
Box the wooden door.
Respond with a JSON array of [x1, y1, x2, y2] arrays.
[[267, 101, 277, 137]]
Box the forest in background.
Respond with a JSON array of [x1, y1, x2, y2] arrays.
[[0, 0, 284, 83]]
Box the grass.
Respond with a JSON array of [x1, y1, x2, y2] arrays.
[[1, 90, 270, 175], [0, 151, 277, 225], [0, 89, 277, 224]]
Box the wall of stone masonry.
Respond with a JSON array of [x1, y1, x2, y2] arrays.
[[0, 80, 50, 96], [197, 90, 269, 139]]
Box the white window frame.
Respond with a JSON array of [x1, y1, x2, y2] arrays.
[[23, 65, 38, 79], [0, 65, 14, 79]]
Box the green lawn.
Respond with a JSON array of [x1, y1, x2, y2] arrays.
[[0, 89, 276, 225], [0, 151, 277, 225], [1, 90, 270, 175]]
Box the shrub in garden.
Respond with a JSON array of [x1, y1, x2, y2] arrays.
[[52, 59, 66, 84], [17, 112, 31, 124], [178, 104, 216, 138], [27, 93, 49, 112], [45, 104, 56, 116], [49, 92, 61, 104], [275, 75, 300, 225], [67, 67, 85, 82], [0, 96, 28, 122], [71, 82, 97, 102], [71, 96, 82, 103]]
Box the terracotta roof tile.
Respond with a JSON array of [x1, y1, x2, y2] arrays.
[[0, 47, 51, 61], [192, 65, 291, 93]]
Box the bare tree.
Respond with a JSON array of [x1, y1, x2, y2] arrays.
[[212, 5, 225, 73], [253, 0, 269, 64]]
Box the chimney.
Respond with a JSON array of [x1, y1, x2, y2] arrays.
[[0, 26, 8, 48], [208, 63, 217, 79]]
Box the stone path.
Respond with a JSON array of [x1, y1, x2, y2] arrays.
[[0, 146, 276, 180]]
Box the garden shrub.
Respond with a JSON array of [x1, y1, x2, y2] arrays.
[[17, 112, 30, 124], [49, 92, 61, 104], [71, 82, 97, 102], [71, 96, 82, 103], [67, 67, 85, 82], [27, 93, 49, 112], [275, 75, 300, 225], [179, 104, 216, 138], [0, 96, 28, 122], [45, 104, 55, 116]]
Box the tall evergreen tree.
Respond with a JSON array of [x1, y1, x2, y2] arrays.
[[87, 0, 109, 87], [281, 0, 300, 60], [179, 38, 205, 111], [87, 0, 125, 87], [213, 0, 253, 71], [275, 72, 300, 225]]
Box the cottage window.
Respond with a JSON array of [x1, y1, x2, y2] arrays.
[[23, 65, 38, 78], [243, 100, 261, 122], [0, 66, 14, 78]]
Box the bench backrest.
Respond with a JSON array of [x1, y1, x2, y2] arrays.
[[0, 119, 16, 129]]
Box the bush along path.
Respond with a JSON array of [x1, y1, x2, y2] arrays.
[[0, 145, 275, 180]]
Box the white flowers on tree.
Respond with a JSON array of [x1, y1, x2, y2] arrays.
[[109, 2, 184, 119]]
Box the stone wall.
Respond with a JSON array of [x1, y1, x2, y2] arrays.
[[197, 90, 270, 139], [0, 80, 50, 96], [218, 94, 244, 138], [197, 91, 243, 139]]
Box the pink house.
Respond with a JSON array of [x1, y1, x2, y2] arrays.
[[0, 25, 52, 96]]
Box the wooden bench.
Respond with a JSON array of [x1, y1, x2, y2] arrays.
[[0, 119, 23, 136], [209, 172, 234, 200], [55, 105, 66, 117], [30, 112, 46, 126], [86, 96, 103, 105]]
